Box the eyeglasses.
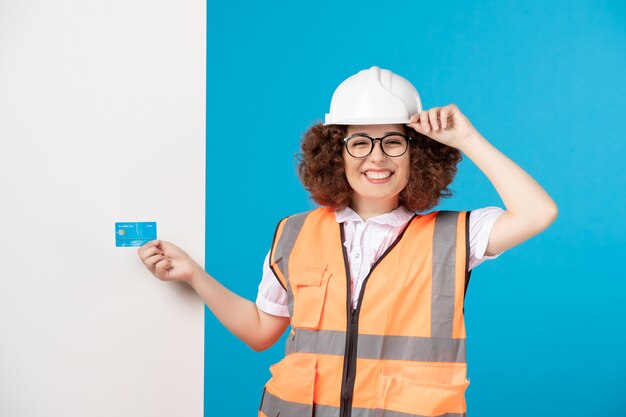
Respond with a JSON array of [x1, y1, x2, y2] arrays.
[[343, 132, 412, 158]]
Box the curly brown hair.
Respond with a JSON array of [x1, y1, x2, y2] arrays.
[[296, 123, 463, 213]]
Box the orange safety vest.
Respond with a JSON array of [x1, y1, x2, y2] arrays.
[[259, 207, 472, 417]]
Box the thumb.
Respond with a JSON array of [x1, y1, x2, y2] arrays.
[[407, 121, 425, 134]]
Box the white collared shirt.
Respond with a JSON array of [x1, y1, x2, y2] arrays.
[[256, 206, 505, 316]]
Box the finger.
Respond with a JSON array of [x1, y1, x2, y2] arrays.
[[420, 110, 430, 133], [145, 254, 166, 272], [408, 113, 420, 123], [138, 240, 161, 256], [445, 103, 459, 118], [429, 108, 439, 131], [155, 259, 171, 280], [440, 107, 449, 129], [139, 246, 163, 261]]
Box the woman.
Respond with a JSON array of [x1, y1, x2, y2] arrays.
[[138, 66, 557, 417]]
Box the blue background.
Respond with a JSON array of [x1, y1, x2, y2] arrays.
[[206, 1, 626, 415]]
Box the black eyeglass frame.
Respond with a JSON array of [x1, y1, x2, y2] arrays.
[[342, 132, 413, 158]]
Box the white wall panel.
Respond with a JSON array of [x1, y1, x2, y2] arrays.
[[0, 1, 205, 415]]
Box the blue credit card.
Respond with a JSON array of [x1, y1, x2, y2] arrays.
[[115, 222, 157, 247]]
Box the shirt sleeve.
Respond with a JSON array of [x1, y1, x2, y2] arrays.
[[255, 249, 290, 317], [468, 206, 506, 270]]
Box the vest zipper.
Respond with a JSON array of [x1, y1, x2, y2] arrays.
[[348, 307, 359, 415], [339, 224, 356, 417], [340, 293, 363, 417], [338, 217, 417, 417]]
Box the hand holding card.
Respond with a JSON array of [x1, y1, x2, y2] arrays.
[[137, 240, 203, 284]]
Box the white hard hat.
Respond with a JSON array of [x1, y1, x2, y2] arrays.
[[324, 66, 422, 125]]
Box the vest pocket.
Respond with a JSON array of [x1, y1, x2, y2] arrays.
[[289, 260, 331, 330], [265, 355, 317, 417], [376, 373, 470, 416]]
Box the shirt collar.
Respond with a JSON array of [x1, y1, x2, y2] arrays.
[[334, 205, 415, 227]]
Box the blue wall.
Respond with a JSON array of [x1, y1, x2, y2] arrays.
[[206, 1, 626, 415]]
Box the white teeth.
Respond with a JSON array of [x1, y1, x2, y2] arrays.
[[365, 171, 392, 180]]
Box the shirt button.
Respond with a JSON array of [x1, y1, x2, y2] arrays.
[[355, 252, 360, 259]]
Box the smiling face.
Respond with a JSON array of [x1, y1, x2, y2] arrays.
[[343, 124, 411, 216]]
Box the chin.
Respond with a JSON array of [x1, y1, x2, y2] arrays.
[[362, 190, 400, 201]]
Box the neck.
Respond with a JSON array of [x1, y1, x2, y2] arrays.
[[350, 195, 400, 221]]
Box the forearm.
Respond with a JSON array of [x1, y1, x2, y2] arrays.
[[188, 266, 264, 351], [457, 132, 558, 224]]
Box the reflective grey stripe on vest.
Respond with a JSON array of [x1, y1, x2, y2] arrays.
[[272, 210, 312, 318], [431, 211, 460, 339], [286, 328, 465, 363], [260, 388, 467, 417], [260, 387, 312, 416]]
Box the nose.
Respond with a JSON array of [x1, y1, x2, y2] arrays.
[[368, 139, 387, 162]]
